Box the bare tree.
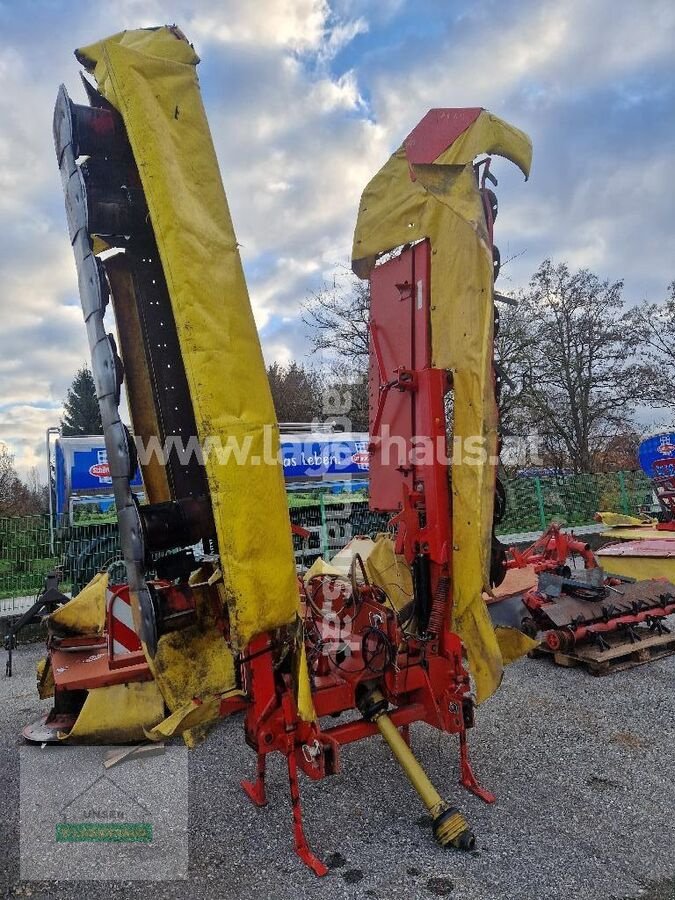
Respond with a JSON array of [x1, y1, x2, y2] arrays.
[[0, 444, 18, 512], [302, 260, 653, 472], [514, 260, 646, 472], [302, 267, 370, 431], [25, 467, 48, 512], [625, 281, 675, 409], [318, 361, 369, 432], [0, 445, 48, 516], [302, 267, 370, 364], [494, 301, 534, 438]]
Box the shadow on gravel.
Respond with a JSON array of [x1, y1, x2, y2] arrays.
[[632, 878, 675, 900]]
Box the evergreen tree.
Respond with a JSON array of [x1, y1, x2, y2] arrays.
[[61, 366, 102, 436], [267, 362, 320, 423]]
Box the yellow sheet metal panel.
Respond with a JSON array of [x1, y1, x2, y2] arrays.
[[601, 527, 675, 542], [76, 27, 299, 648], [294, 641, 316, 725], [364, 534, 414, 612], [596, 555, 675, 581], [495, 625, 539, 666], [596, 512, 656, 527], [37, 657, 55, 700], [145, 696, 225, 743], [352, 111, 532, 703], [303, 557, 342, 582]]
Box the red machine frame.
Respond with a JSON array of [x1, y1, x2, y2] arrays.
[[233, 223, 499, 873], [506, 523, 597, 575], [502, 524, 675, 653]]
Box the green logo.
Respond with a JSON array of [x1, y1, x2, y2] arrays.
[[56, 822, 153, 843]]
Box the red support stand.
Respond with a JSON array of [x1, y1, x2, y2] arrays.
[[286, 750, 328, 877], [242, 753, 268, 807], [458, 729, 495, 804]]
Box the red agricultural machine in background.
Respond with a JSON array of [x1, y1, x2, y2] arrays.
[[499, 523, 675, 673], [506, 523, 597, 576]]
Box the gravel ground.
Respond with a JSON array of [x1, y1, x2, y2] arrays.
[[1, 642, 674, 900]]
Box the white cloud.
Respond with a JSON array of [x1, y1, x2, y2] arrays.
[[316, 14, 368, 63], [114, 0, 368, 58], [0, 404, 62, 475], [308, 69, 365, 112], [367, 0, 674, 133], [190, 0, 332, 52]]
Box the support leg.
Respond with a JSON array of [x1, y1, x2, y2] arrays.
[[458, 728, 495, 804], [286, 750, 328, 877], [242, 752, 268, 807]]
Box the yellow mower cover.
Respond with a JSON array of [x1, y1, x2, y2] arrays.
[[76, 26, 299, 650], [62, 26, 314, 734], [352, 109, 535, 701]]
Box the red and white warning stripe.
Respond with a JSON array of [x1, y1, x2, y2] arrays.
[[107, 586, 142, 657]]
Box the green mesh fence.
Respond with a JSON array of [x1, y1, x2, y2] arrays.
[[0, 470, 655, 603], [499, 470, 653, 533], [0, 515, 119, 601], [289, 494, 389, 564]]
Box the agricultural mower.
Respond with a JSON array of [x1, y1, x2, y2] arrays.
[[26, 25, 542, 873], [498, 523, 675, 672]]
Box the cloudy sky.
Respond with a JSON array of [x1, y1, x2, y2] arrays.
[[1, 0, 673, 476]]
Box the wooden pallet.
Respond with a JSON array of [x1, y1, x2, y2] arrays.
[[532, 626, 675, 675]]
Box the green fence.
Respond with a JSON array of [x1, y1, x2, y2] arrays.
[[498, 470, 653, 533], [0, 515, 118, 601], [0, 470, 655, 601]]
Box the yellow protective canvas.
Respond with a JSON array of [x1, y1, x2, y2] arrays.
[[352, 110, 532, 702], [596, 512, 656, 527], [143, 577, 239, 746], [364, 534, 414, 613], [49, 572, 108, 637], [64, 681, 165, 744], [75, 27, 299, 649]]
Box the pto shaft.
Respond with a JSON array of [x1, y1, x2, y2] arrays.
[[362, 690, 475, 850]]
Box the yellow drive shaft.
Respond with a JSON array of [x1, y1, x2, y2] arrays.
[[363, 690, 475, 850]]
